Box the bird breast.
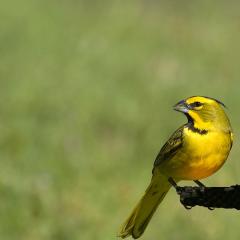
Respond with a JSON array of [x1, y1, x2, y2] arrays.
[[161, 128, 232, 180]]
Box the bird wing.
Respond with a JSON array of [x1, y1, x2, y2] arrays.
[[153, 125, 184, 167]]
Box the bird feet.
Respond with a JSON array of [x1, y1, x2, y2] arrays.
[[194, 180, 215, 211], [168, 178, 214, 210], [194, 180, 214, 211]]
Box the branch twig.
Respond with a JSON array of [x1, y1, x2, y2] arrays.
[[175, 185, 240, 210]]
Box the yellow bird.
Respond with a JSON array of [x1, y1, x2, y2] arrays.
[[119, 96, 233, 239]]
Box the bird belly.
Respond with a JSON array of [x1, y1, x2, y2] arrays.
[[175, 151, 229, 180]]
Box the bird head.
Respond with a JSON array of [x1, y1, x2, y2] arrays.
[[173, 96, 231, 132]]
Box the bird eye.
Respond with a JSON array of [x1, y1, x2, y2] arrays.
[[189, 101, 203, 109], [194, 102, 202, 107]]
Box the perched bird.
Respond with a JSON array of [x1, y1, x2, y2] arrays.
[[118, 96, 233, 239]]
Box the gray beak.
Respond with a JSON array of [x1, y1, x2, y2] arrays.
[[173, 100, 189, 113]]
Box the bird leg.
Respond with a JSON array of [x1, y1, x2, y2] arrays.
[[194, 180, 214, 210], [194, 180, 206, 194], [194, 180, 206, 188], [168, 177, 178, 189], [168, 177, 182, 195], [168, 177, 193, 210]]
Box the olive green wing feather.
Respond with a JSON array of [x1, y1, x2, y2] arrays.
[[153, 125, 184, 167]]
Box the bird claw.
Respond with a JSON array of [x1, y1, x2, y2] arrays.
[[208, 207, 215, 210], [170, 178, 215, 211], [184, 205, 192, 210]]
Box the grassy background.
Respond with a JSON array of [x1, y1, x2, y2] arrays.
[[1, 1, 240, 239]]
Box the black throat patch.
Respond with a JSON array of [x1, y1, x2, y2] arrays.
[[186, 122, 208, 135]]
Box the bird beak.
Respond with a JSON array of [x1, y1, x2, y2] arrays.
[[173, 100, 189, 113]]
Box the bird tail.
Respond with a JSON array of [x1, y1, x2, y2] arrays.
[[118, 173, 171, 239]]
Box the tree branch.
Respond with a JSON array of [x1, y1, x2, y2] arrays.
[[175, 185, 240, 210]]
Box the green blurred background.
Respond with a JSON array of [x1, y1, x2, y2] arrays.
[[1, 1, 240, 239]]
